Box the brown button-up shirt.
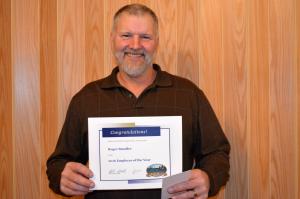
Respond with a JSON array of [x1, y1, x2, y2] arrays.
[[47, 64, 230, 198]]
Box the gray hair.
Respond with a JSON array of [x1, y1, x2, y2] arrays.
[[112, 4, 159, 35]]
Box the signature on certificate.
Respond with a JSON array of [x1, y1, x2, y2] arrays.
[[109, 169, 127, 175]]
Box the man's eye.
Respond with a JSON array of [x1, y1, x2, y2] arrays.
[[121, 34, 131, 38], [141, 35, 151, 40]]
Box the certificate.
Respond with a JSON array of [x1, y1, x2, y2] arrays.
[[88, 116, 182, 190]]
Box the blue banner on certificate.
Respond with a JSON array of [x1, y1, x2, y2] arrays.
[[88, 116, 182, 190]]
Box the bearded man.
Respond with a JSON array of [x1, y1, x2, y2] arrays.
[[47, 4, 230, 199]]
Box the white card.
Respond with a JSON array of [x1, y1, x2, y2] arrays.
[[161, 170, 192, 199]]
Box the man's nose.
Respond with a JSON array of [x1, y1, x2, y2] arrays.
[[130, 36, 141, 49]]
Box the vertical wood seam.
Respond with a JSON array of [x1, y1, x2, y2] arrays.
[[246, 0, 250, 198], [267, 0, 271, 197], [38, 0, 41, 197], [175, 0, 178, 75], [294, 1, 299, 196], [11, 0, 16, 198], [103, 0, 108, 75], [197, 0, 200, 87], [82, 0, 86, 84]]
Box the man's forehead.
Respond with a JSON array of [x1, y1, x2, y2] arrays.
[[115, 13, 156, 32], [117, 13, 155, 24]]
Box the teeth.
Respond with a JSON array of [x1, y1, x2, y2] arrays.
[[126, 52, 143, 57]]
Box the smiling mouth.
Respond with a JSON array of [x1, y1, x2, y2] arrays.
[[124, 52, 145, 58]]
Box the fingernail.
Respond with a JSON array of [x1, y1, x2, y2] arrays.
[[89, 172, 94, 178], [90, 182, 95, 188], [167, 188, 173, 193]]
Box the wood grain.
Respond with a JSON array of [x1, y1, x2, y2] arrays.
[[11, 0, 40, 198], [152, 0, 177, 74], [85, 0, 105, 83], [198, 0, 224, 123], [40, 0, 64, 198], [223, 1, 248, 199], [177, 0, 199, 84], [298, 1, 300, 197], [248, 0, 270, 198], [269, 0, 298, 198], [57, 0, 85, 126], [0, 1, 13, 199], [297, 0, 300, 197], [1, 1, 300, 198]]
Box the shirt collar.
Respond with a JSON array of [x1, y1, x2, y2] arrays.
[[100, 64, 172, 89]]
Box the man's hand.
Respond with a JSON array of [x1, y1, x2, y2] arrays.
[[60, 162, 95, 196], [167, 169, 210, 199]]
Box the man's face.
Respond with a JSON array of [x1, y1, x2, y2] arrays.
[[111, 13, 158, 78]]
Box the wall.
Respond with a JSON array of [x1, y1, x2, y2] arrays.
[[0, 0, 299, 198]]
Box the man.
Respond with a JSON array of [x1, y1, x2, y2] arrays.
[[47, 4, 230, 199]]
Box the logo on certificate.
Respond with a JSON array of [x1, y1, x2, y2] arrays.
[[146, 164, 167, 177]]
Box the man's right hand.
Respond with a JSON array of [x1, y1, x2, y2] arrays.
[[60, 162, 95, 196]]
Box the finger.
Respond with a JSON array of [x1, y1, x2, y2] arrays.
[[61, 176, 91, 192], [170, 190, 207, 199], [60, 184, 89, 196], [168, 178, 209, 197], [169, 190, 196, 199], [193, 187, 208, 199], [167, 180, 196, 194], [66, 162, 94, 178], [61, 167, 95, 188]]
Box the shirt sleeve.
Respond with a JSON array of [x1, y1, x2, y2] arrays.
[[193, 89, 230, 196], [46, 97, 88, 195]]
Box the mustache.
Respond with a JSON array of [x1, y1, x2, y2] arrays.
[[122, 47, 146, 56]]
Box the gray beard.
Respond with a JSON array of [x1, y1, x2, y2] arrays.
[[120, 63, 148, 77], [115, 51, 153, 78]]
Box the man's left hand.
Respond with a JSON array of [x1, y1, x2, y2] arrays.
[[167, 169, 210, 199]]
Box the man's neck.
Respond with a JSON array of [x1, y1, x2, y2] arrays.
[[117, 66, 157, 98]]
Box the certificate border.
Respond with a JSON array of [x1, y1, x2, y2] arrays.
[[88, 116, 182, 190], [98, 128, 171, 182]]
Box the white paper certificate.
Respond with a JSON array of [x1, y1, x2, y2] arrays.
[[88, 116, 182, 190]]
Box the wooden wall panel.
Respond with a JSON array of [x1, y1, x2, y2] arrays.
[[57, 0, 85, 124], [132, 0, 152, 6], [152, 0, 177, 74], [40, 0, 63, 198], [0, 0, 13, 199], [248, 0, 270, 198], [85, 0, 105, 83], [297, 0, 300, 196], [298, 0, 300, 197], [1, 0, 300, 198], [269, 0, 298, 198], [223, 1, 248, 199], [177, 0, 199, 84], [198, 0, 224, 123], [11, 0, 40, 198]]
